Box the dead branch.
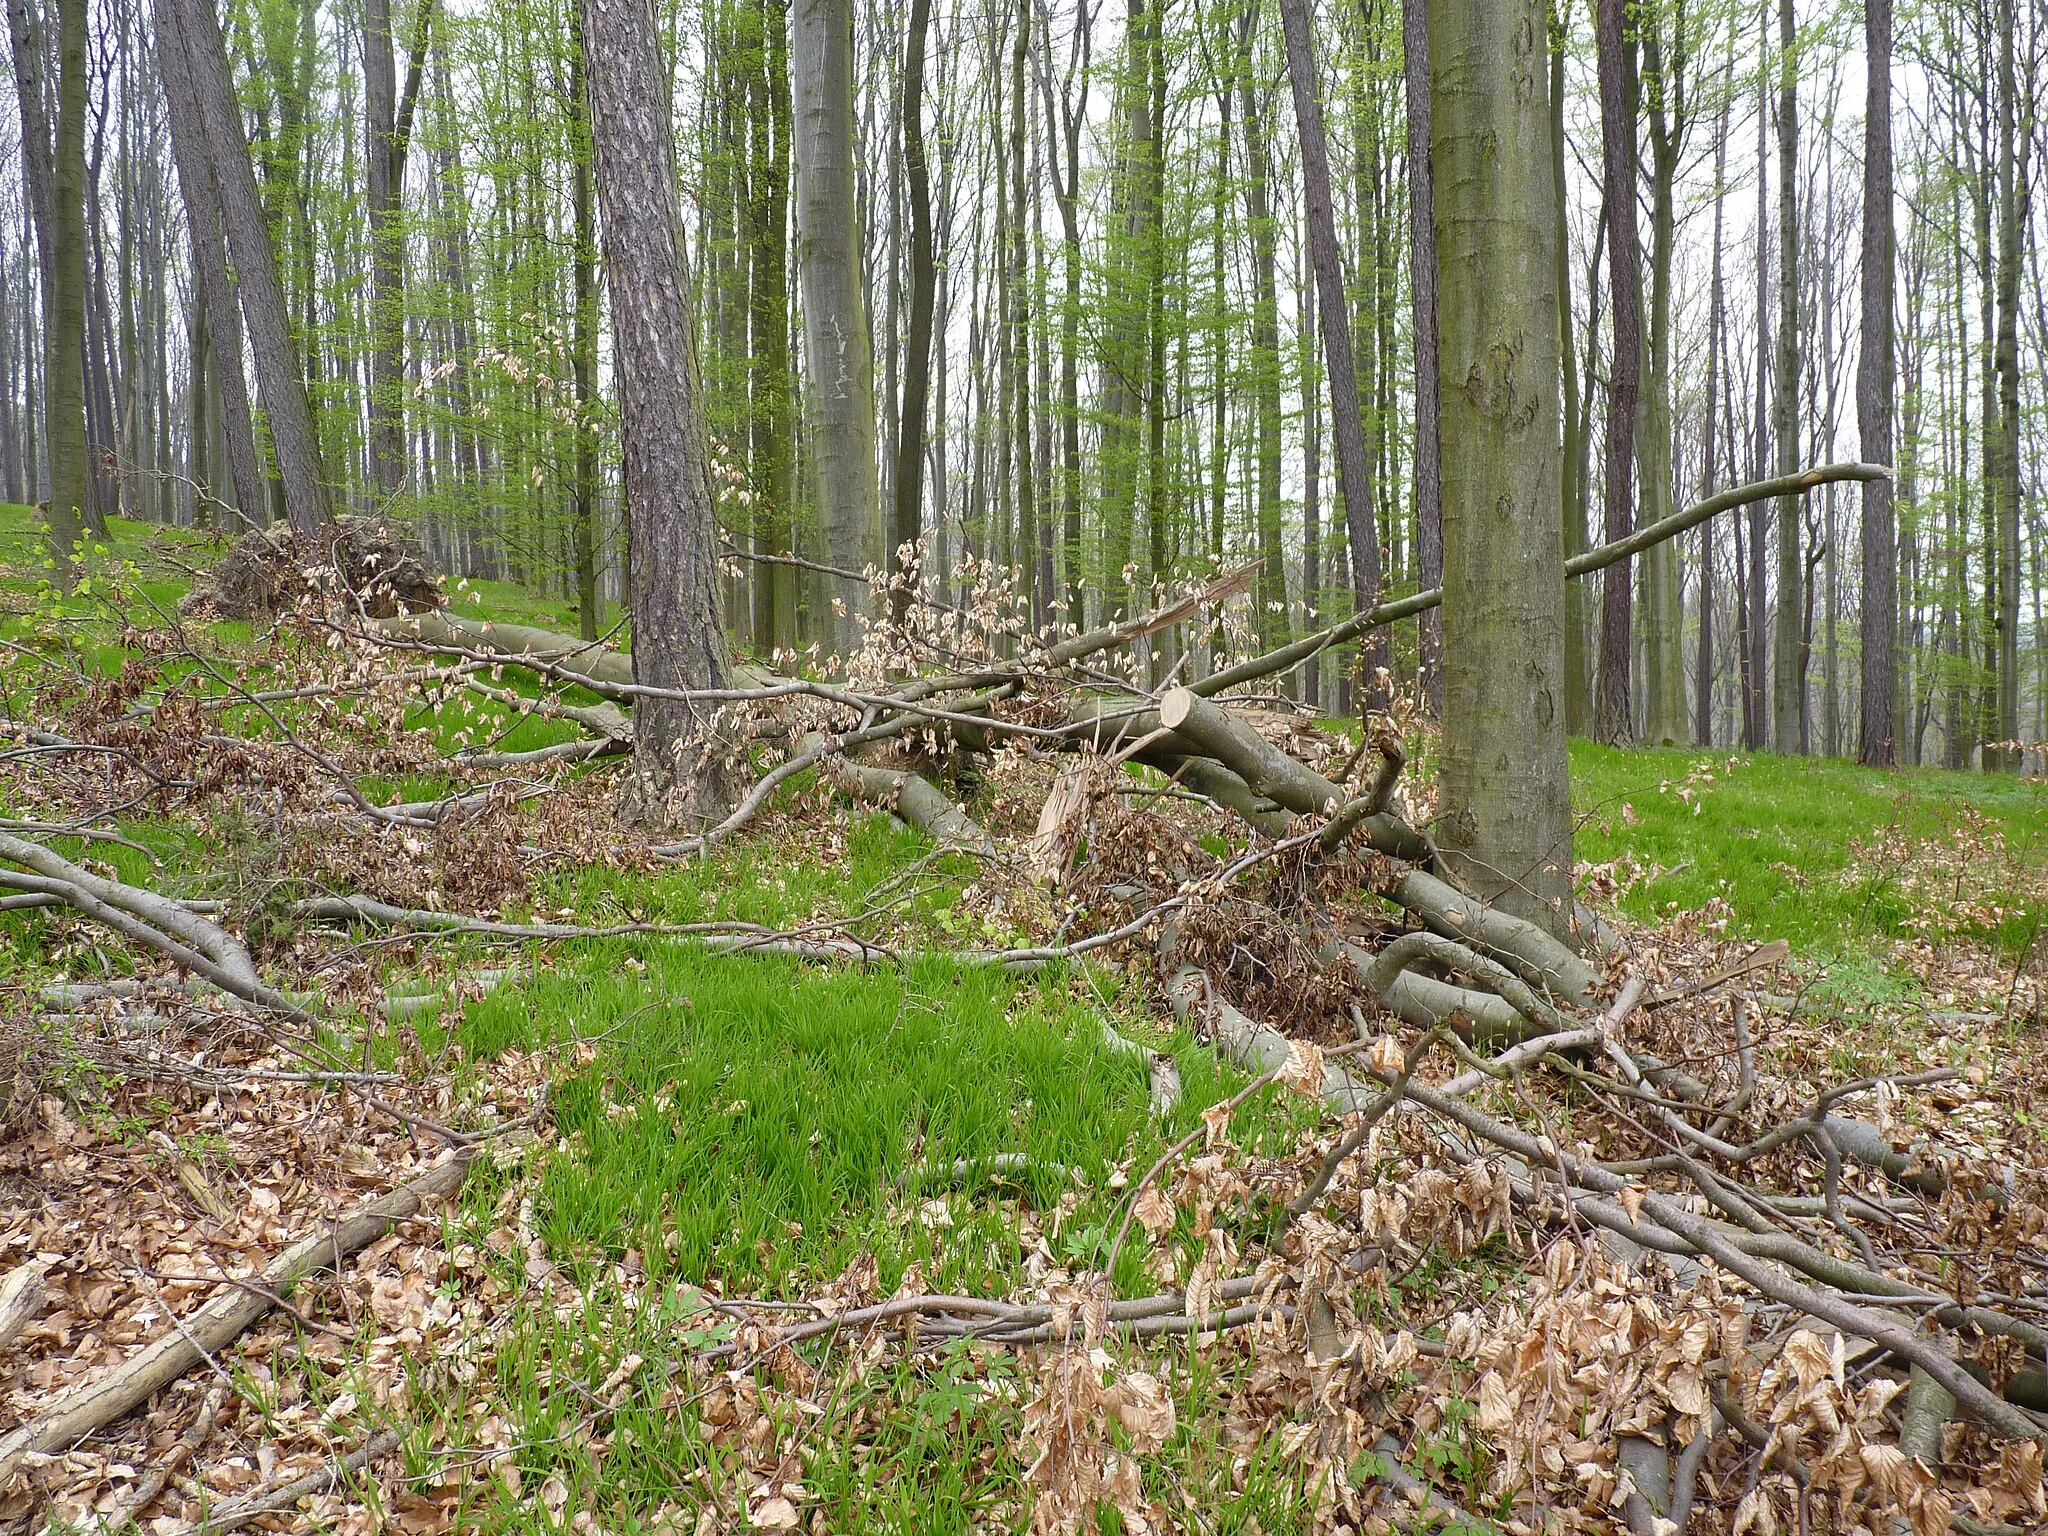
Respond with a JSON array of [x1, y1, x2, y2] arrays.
[[1192, 463, 1890, 699], [196, 1427, 402, 1533], [0, 1151, 473, 1482], [0, 1260, 47, 1354]]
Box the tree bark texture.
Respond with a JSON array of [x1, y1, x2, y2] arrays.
[[165, 0, 331, 539], [1857, 0, 1895, 767], [1278, 0, 1385, 712], [892, 0, 934, 621], [41, 0, 89, 577], [155, 1, 264, 527], [793, 0, 881, 653], [1593, 0, 1641, 746], [1770, 0, 1802, 752], [1428, 0, 1574, 932], [1402, 0, 1442, 712], [579, 0, 734, 826]]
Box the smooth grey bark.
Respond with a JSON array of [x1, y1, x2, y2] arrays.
[[42, 0, 87, 576], [1638, 11, 1689, 745], [1551, 1, 1589, 737], [1278, 0, 1385, 712], [569, 5, 600, 640], [1428, 0, 1575, 931], [1236, 1, 1286, 652], [1402, 0, 1442, 712], [793, 0, 881, 653], [1698, 50, 1732, 748], [155, 4, 262, 526], [892, 0, 934, 623], [1857, 0, 1895, 767], [1593, 0, 1641, 746], [579, 0, 733, 827], [1770, 0, 1801, 751], [165, 0, 331, 539]]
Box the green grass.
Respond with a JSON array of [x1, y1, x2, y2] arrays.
[[1570, 740, 2048, 962]]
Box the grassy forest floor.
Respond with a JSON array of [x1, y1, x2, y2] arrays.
[[2, 505, 2045, 1535]]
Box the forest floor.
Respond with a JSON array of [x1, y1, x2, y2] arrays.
[[1, 506, 2045, 1535]]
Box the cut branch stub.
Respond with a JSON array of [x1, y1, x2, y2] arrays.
[[1158, 688, 1345, 817]]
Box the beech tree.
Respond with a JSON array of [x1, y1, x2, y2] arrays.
[[1429, 0, 1574, 929]]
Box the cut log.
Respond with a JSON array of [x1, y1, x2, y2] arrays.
[[1159, 688, 1344, 816], [0, 1260, 47, 1353], [0, 1151, 473, 1482], [1391, 869, 1602, 1004]]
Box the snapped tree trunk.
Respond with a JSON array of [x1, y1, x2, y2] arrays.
[[580, 0, 734, 828], [792, 0, 880, 654], [1593, 0, 1641, 746], [1278, 0, 1386, 712], [1857, 0, 1896, 767], [1428, 0, 1575, 933]]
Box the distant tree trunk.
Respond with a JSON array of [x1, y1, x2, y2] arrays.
[[1236, 3, 1286, 652], [1770, 0, 1801, 752], [40, 0, 88, 577], [579, 0, 733, 827], [156, 7, 262, 527], [793, 0, 880, 653], [1592, 0, 1640, 746], [1298, 260, 1321, 711], [0, 227, 19, 505], [569, 8, 601, 640], [362, 0, 429, 498], [1988, 0, 2030, 769], [1278, 0, 1385, 711], [7, 0, 56, 320], [1402, 0, 1442, 712], [890, 0, 934, 630], [1638, 10, 1687, 745], [1746, 34, 1769, 751], [1698, 52, 1732, 748], [1429, 0, 1573, 932], [1037, 16, 1088, 626], [165, 0, 331, 539], [1551, 1, 1589, 737], [1857, 0, 1895, 767]]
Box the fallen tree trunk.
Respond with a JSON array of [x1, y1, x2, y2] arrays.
[[0, 1151, 473, 1481], [1391, 869, 1602, 1004]]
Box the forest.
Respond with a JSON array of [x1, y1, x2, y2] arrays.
[[1, 0, 2047, 1530]]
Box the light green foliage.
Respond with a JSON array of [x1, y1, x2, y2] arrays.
[[1571, 740, 2048, 960]]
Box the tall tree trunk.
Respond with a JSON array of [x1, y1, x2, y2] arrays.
[[1698, 47, 1732, 748], [40, 0, 88, 577], [1857, 0, 1895, 767], [570, 7, 601, 640], [1279, 0, 1386, 711], [163, 0, 331, 539], [793, 0, 881, 653], [1429, 0, 1573, 933], [1745, 33, 1769, 751], [1592, 0, 1640, 746], [1637, 10, 1687, 745], [1402, 0, 1442, 712], [1988, 0, 2029, 769], [362, 0, 429, 498], [893, 0, 934, 626], [156, 4, 262, 527], [1237, 3, 1286, 651], [1769, 0, 1801, 752], [0, 226, 18, 505], [1552, 0, 1589, 736], [580, 0, 732, 826]]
